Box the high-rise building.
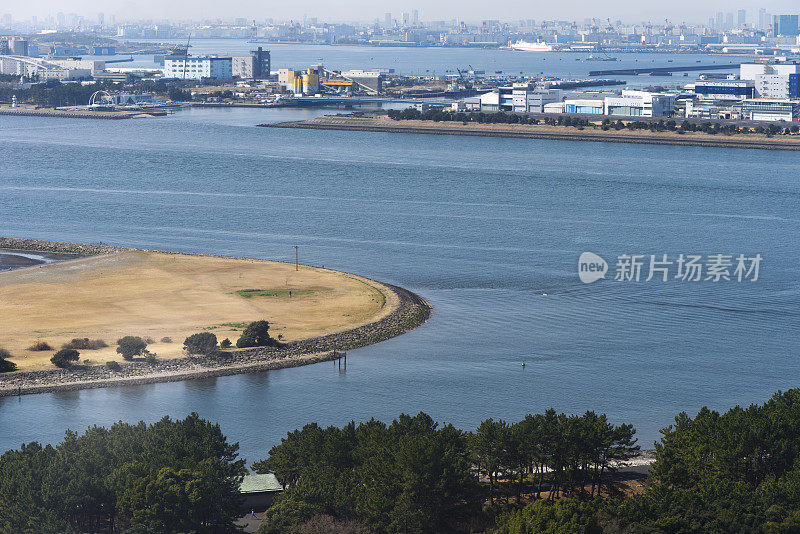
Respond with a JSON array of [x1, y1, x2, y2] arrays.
[[402, 12, 409, 26], [774, 14, 800, 37], [412, 10, 419, 24], [251, 47, 270, 78], [758, 8, 766, 30], [725, 12, 734, 30], [384, 13, 392, 28], [715, 12, 724, 30], [9, 37, 28, 56], [737, 9, 746, 28]]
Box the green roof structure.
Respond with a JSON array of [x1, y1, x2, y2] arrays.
[[239, 473, 282, 494]]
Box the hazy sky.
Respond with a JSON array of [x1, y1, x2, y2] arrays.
[[6, 0, 800, 25]]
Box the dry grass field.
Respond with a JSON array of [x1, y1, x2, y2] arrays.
[[0, 251, 397, 371]]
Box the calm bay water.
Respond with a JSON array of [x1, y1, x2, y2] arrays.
[[1, 106, 799, 463], [110, 38, 746, 88]]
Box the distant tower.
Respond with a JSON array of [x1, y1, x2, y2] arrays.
[[384, 12, 391, 28], [737, 9, 746, 28], [412, 9, 419, 24], [98, 12, 104, 27]]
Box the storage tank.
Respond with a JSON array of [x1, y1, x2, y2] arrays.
[[303, 69, 319, 94]]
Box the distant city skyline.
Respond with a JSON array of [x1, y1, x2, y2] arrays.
[[2, 1, 800, 26]]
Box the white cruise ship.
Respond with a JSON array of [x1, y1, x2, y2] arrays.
[[510, 40, 554, 52]]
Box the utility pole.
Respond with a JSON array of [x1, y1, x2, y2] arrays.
[[293, 245, 299, 271]]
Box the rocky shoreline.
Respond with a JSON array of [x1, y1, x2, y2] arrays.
[[264, 117, 800, 151], [0, 238, 432, 397]]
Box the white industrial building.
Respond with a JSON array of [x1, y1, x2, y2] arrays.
[[47, 59, 105, 77], [39, 68, 92, 81], [604, 90, 676, 117], [506, 84, 562, 113], [692, 80, 755, 100], [756, 74, 797, 99], [740, 62, 800, 81], [479, 84, 562, 113], [232, 56, 255, 79], [163, 56, 232, 80], [564, 99, 605, 115], [739, 61, 800, 99], [742, 99, 799, 121], [544, 102, 565, 113]]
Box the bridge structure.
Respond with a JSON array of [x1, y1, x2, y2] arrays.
[[0, 54, 58, 75]]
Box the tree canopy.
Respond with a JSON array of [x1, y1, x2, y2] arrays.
[[183, 332, 219, 355], [236, 320, 275, 348], [253, 412, 479, 534], [50, 348, 80, 368], [0, 348, 16, 372], [116, 336, 148, 360], [0, 413, 245, 533]]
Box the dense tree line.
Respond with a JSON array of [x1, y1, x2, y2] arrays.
[[0, 413, 245, 533], [0, 79, 195, 107], [387, 108, 800, 136], [614, 388, 800, 532], [0, 80, 121, 107], [472, 410, 638, 505], [492, 388, 800, 533], [253, 413, 479, 533], [252, 410, 637, 533], [4, 390, 800, 532]]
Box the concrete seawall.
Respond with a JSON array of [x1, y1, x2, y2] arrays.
[[0, 238, 432, 397], [265, 118, 800, 151], [0, 108, 138, 120]]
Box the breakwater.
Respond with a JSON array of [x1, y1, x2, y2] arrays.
[[264, 116, 800, 151], [588, 63, 739, 76], [0, 108, 139, 120]]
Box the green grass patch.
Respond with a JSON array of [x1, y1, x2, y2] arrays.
[[236, 288, 319, 299]]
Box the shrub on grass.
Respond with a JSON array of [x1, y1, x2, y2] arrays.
[[220, 338, 232, 349], [160, 337, 173, 343], [116, 336, 148, 360], [144, 353, 158, 365], [62, 338, 108, 350], [27, 341, 53, 351], [105, 361, 122, 371], [51, 349, 80, 368]]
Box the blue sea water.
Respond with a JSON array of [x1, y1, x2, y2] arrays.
[[106, 38, 746, 88], [0, 106, 798, 463]]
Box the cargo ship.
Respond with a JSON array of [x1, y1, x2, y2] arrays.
[[510, 40, 554, 52]]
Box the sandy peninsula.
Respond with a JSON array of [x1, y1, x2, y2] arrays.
[[0, 238, 430, 395]]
